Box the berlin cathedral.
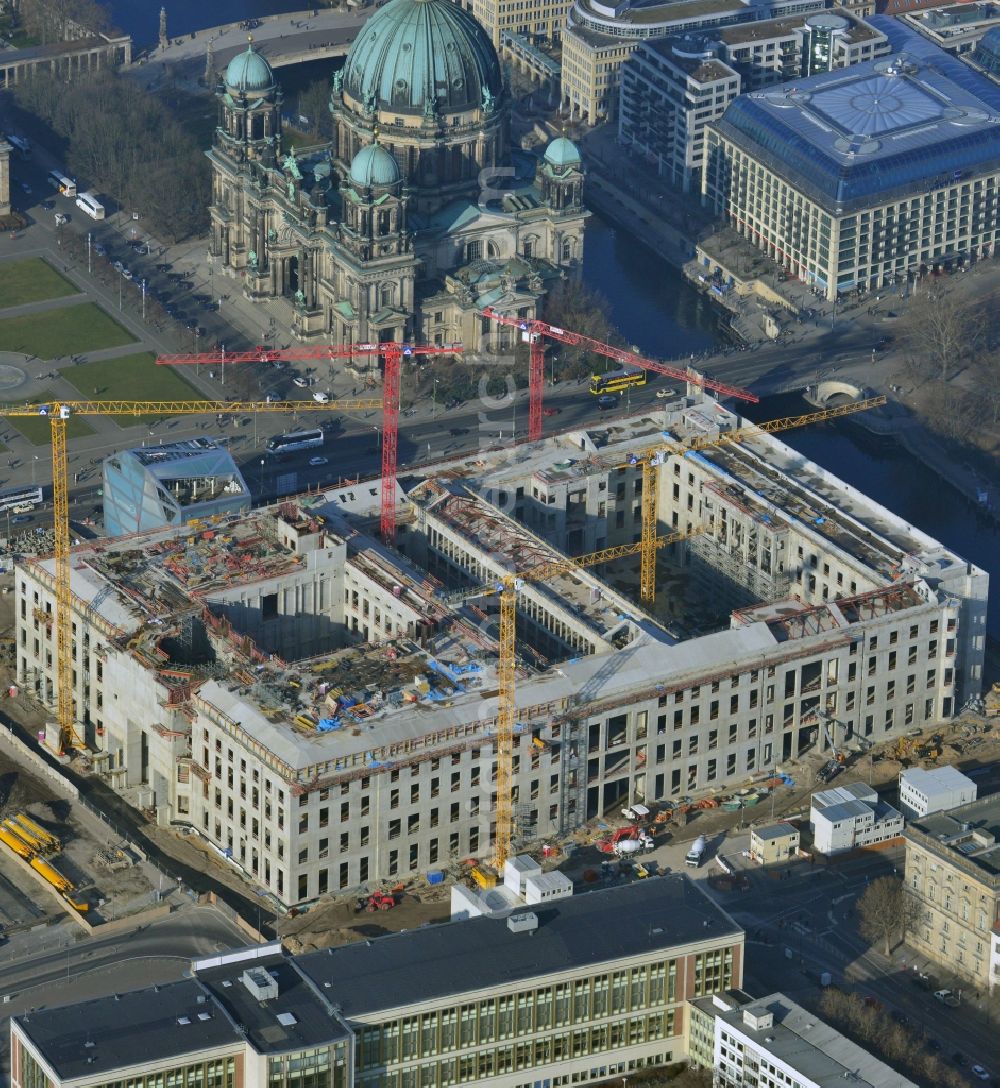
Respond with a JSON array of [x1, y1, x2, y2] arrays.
[[207, 0, 588, 347]]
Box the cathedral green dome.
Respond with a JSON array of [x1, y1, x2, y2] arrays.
[[349, 142, 402, 187], [545, 137, 581, 168], [225, 43, 275, 92], [342, 0, 503, 116]]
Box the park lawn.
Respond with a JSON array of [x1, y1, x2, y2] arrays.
[[63, 351, 205, 422], [0, 303, 136, 359], [6, 389, 95, 446], [0, 259, 78, 308]]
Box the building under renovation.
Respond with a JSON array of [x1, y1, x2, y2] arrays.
[[14, 393, 987, 907]]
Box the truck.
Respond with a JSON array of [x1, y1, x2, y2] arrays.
[[685, 835, 707, 868], [614, 834, 654, 857]]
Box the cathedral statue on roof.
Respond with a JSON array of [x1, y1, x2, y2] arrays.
[[207, 0, 588, 347]]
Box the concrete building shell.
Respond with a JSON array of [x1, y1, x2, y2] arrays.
[[13, 396, 987, 908]]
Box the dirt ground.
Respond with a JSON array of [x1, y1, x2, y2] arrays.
[[278, 883, 452, 953]]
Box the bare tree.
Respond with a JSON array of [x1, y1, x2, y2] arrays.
[[902, 285, 978, 383], [856, 875, 918, 954]]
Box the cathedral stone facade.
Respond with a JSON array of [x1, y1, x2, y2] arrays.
[[207, 0, 587, 348]]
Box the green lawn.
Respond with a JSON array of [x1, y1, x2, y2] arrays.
[[0, 259, 78, 308], [62, 351, 205, 422], [6, 390, 95, 446], [0, 303, 136, 359]]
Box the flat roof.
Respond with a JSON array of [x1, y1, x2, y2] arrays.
[[297, 876, 743, 1018], [721, 992, 920, 1087], [901, 764, 976, 794], [713, 50, 1000, 210], [14, 879, 743, 1074], [13, 978, 243, 1081], [752, 821, 798, 840], [905, 794, 1000, 878], [197, 957, 350, 1053]]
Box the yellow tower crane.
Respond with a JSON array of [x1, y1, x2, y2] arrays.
[[634, 395, 888, 603], [487, 524, 702, 870], [0, 398, 380, 755], [485, 394, 888, 869]]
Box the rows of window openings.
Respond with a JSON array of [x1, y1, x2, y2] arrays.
[[358, 1025, 674, 1088], [359, 963, 675, 1068]]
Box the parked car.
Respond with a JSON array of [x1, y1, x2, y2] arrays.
[[112, 260, 124, 272], [155, 263, 171, 273], [94, 243, 107, 257], [934, 990, 960, 1007], [121, 268, 133, 281], [656, 388, 672, 398], [308, 456, 328, 467], [597, 394, 618, 409], [971, 1066, 990, 1081], [292, 376, 309, 388], [312, 391, 330, 403], [54, 212, 68, 225]]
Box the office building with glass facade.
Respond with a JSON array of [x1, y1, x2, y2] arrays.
[[703, 41, 1000, 298], [102, 438, 250, 537], [11, 878, 744, 1088]]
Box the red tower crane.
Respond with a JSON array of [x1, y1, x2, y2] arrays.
[[480, 307, 758, 443], [157, 341, 463, 544]]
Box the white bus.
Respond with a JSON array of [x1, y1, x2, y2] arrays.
[[48, 171, 77, 197], [7, 136, 31, 158], [0, 484, 43, 514], [75, 192, 105, 220], [266, 428, 325, 456]]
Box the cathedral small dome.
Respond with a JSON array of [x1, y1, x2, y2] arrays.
[[225, 42, 275, 92], [342, 0, 503, 116], [349, 143, 402, 188], [544, 137, 582, 168]]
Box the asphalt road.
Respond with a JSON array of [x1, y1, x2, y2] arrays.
[[728, 848, 998, 1080]]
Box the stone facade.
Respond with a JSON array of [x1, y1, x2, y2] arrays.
[[207, 1, 587, 349]]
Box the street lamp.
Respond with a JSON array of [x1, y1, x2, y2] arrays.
[[141, 278, 147, 321], [432, 378, 439, 418], [118, 270, 124, 311]]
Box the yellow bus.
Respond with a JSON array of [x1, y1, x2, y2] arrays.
[[590, 367, 647, 395]]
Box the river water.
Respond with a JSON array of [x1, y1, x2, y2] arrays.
[[115, 0, 998, 634]]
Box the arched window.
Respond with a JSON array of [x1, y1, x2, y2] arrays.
[[561, 237, 574, 262], [487, 239, 500, 259]]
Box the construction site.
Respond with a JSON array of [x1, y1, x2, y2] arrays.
[[9, 387, 989, 909]]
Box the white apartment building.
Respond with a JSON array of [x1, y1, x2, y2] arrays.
[[561, 0, 826, 124], [898, 765, 977, 820], [14, 395, 987, 907], [619, 10, 888, 192], [688, 991, 920, 1087], [810, 782, 903, 855]]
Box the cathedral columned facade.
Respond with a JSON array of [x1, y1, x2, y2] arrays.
[[207, 0, 588, 348]]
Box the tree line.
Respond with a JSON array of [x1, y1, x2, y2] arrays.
[[8, 0, 114, 42], [11, 68, 210, 242]]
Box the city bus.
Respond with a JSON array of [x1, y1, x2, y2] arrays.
[[266, 428, 325, 456], [590, 367, 647, 395], [0, 484, 43, 514], [75, 192, 105, 220], [47, 171, 77, 197], [7, 136, 30, 158]]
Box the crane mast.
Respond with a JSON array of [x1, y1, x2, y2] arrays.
[[158, 341, 462, 544], [0, 397, 373, 756]]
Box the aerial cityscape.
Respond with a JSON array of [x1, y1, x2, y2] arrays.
[[0, 0, 998, 1084]]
